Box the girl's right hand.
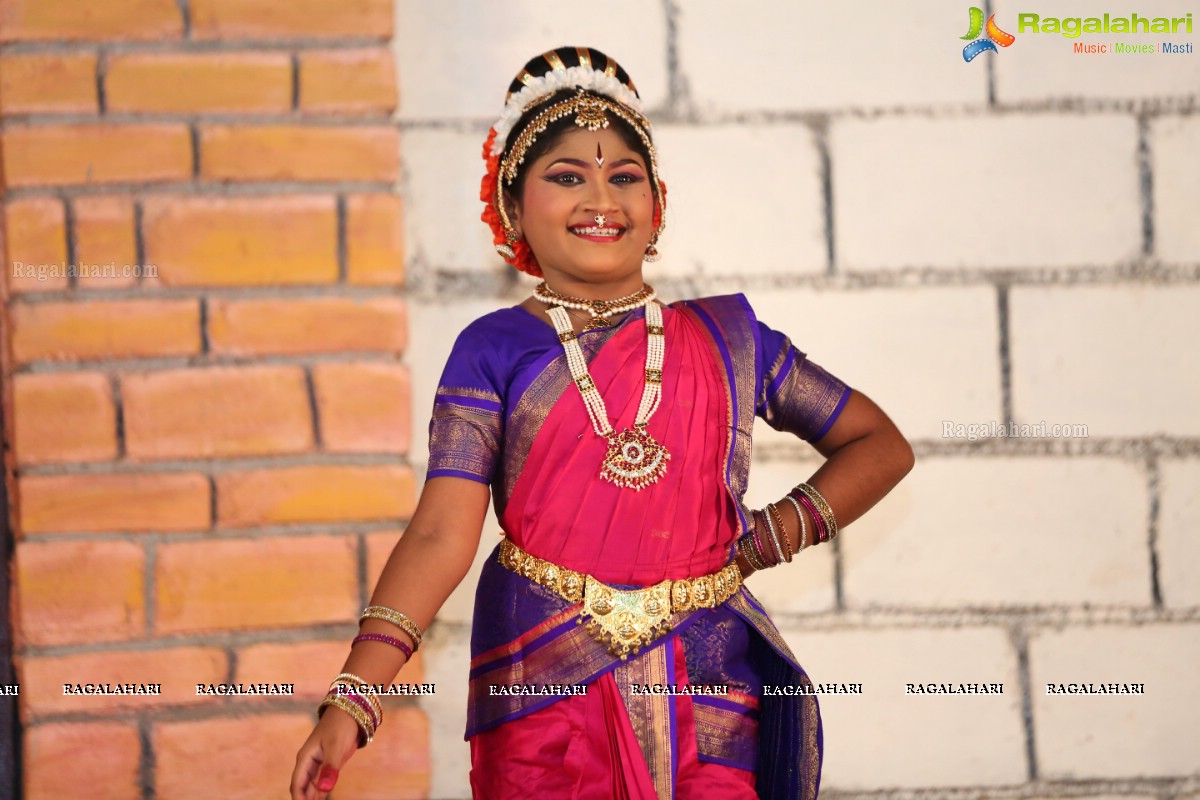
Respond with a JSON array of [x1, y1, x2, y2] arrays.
[[290, 708, 363, 800]]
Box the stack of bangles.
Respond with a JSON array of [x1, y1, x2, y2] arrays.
[[317, 605, 423, 748], [737, 482, 838, 571]]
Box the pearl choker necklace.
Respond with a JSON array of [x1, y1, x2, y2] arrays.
[[534, 281, 656, 331], [537, 282, 670, 490]]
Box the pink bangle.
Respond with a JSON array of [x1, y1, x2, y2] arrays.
[[353, 633, 413, 660], [792, 491, 828, 544]]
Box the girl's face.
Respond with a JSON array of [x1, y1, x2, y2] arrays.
[[508, 126, 655, 290]]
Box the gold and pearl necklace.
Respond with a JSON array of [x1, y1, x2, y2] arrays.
[[536, 281, 670, 491]]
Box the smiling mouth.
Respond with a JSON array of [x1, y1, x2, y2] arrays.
[[569, 225, 625, 239]]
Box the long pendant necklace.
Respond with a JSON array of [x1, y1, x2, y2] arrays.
[[537, 281, 670, 491]]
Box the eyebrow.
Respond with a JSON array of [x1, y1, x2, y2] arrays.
[[544, 157, 645, 170]]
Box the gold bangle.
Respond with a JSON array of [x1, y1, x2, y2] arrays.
[[329, 673, 383, 721], [767, 502, 793, 562], [319, 695, 375, 747], [360, 606, 423, 651]]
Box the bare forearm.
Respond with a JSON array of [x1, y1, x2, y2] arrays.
[[326, 477, 490, 688]]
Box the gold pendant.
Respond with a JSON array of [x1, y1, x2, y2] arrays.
[[601, 427, 670, 491], [579, 575, 673, 660]]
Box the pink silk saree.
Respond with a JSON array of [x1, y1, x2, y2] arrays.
[[427, 294, 849, 799]]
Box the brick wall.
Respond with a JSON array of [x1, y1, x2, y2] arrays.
[[0, 1, 427, 798], [396, 1, 1200, 798]]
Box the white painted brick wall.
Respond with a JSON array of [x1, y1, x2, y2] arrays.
[[832, 115, 1142, 270], [1158, 459, 1200, 609], [1029, 623, 1200, 778], [743, 458, 836, 613], [1152, 115, 1200, 263], [677, 1, 987, 114], [395, 1, 668, 121], [994, 0, 1200, 104], [402, 129, 507, 277], [777, 625, 1026, 788], [652, 124, 826, 277], [743, 286, 1002, 440], [1010, 285, 1200, 437], [397, 2, 1199, 791], [842, 457, 1151, 608]]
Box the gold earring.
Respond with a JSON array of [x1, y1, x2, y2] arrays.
[[496, 230, 519, 259], [643, 238, 661, 263]]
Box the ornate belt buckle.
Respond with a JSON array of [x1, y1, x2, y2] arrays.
[[580, 576, 673, 661]]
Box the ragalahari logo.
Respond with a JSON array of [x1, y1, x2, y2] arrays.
[[962, 7, 1016, 61]]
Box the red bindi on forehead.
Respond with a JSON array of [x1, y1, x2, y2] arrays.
[[595, 143, 604, 167]]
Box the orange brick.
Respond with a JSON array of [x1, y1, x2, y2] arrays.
[[333, 707, 431, 799], [11, 299, 200, 363], [17, 646, 226, 719], [24, 722, 140, 800], [14, 539, 144, 647], [2, 123, 191, 188], [73, 195, 138, 289], [346, 193, 404, 285], [106, 52, 291, 114], [122, 365, 313, 459], [0, 53, 97, 114], [191, 0, 391, 40], [5, 197, 68, 292], [19, 472, 210, 534], [300, 49, 396, 116], [238, 636, 426, 696], [0, 0, 181, 41], [199, 124, 399, 183], [155, 713, 315, 800], [13, 372, 116, 464], [141, 195, 338, 286], [207, 296, 407, 356], [155, 535, 358, 634], [216, 464, 414, 527], [313, 361, 410, 454]]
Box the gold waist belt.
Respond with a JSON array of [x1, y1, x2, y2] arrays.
[[498, 537, 743, 660]]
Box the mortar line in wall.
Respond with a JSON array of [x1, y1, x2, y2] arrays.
[[207, 474, 218, 529], [336, 195, 348, 282], [62, 194, 78, 289], [1011, 623, 1038, 781], [138, 714, 155, 798], [144, 539, 156, 639], [357, 532, 370, 609], [816, 121, 836, 275], [1137, 113, 1155, 257], [290, 53, 301, 111], [225, 646, 238, 685], [95, 50, 109, 114], [198, 297, 210, 354], [997, 284, 1013, 426], [111, 374, 127, 459], [1146, 454, 1164, 608], [174, 0, 191, 39], [189, 124, 200, 179], [661, 0, 689, 118], [303, 367, 324, 450], [133, 200, 147, 286]]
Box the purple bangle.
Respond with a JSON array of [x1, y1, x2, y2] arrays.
[[792, 491, 828, 544], [353, 633, 413, 660]]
